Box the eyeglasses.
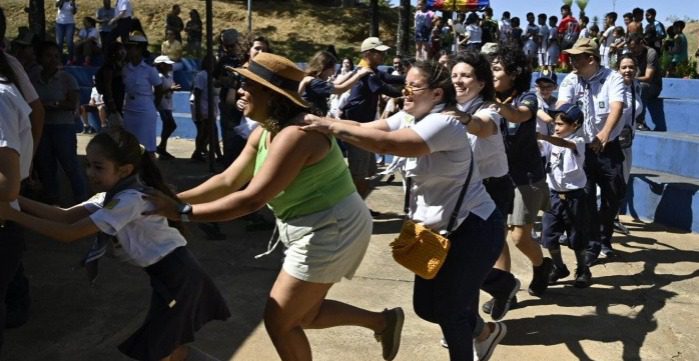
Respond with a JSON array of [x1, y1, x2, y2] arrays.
[[403, 84, 430, 96]]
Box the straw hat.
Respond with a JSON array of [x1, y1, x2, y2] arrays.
[[230, 52, 309, 108]]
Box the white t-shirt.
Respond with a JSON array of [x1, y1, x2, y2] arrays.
[[538, 24, 550, 53], [233, 116, 259, 139], [6, 53, 39, 103], [89, 87, 103, 105], [541, 136, 587, 191], [116, 0, 133, 18], [79, 27, 100, 45], [386, 108, 495, 232], [56, 1, 76, 24], [558, 68, 626, 143], [459, 98, 508, 179], [0, 81, 33, 210], [466, 24, 482, 44], [83, 190, 187, 267]]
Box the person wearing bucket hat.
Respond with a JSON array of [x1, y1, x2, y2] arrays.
[[144, 52, 405, 361], [557, 33, 626, 267], [341, 36, 404, 199], [121, 30, 163, 154]]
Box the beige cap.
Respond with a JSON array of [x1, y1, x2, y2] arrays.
[[360, 37, 390, 52], [563, 37, 600, 58]]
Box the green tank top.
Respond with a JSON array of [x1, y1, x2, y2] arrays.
[[254, 129, 356, 221]]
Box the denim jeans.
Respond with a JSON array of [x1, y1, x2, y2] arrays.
[[34, 124, 88, 204], [55, 22, 76, 60], [584, 139, 626, 256], [0, 223, 25, 353], [413, 210, 505, 361]]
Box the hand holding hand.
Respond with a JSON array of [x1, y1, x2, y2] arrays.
[[301, 114, 333, 134]]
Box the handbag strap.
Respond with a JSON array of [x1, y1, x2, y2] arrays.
[[403, 154, 475, 234], [631, 82, 636, 127]]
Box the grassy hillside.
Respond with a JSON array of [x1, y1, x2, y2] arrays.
[[3, 0, 400, 61]]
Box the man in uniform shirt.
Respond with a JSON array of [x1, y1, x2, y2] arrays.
[[556, 38, 626, 265]]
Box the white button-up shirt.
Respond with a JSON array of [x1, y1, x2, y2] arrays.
[[558, 67, 625, 143]]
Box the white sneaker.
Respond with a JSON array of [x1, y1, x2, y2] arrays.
[[474, 322, 507, 361]]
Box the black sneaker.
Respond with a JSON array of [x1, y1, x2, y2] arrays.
[[584, 251, 599, 267], [636, 123, 651, 131], [613, 220, 630, 235], [482, 295, 518, 315], [375, 307, 404, 361], [528, 257, 553, 297], [156, 147, 176, 160], [548, 264, 571, 285], [482, 297, 494, 314], [573, 267, 592, 288], [490, 278, 521, 321]]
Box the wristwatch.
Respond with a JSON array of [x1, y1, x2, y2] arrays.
[[177, 203, 193, 222]]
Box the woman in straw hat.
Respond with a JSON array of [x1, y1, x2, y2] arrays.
[[144, 52, 404, 361]]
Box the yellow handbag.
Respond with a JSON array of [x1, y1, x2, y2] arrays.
[[390, 219, 451, 279], [390, 156, 474, 279]]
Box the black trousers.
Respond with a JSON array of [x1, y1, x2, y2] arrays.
[[0, 222, 27, 353], [584, 139, 626, 256], [542, 188, 590, 251]]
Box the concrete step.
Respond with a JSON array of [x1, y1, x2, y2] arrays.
[[645, 98, 699, 134], [659, 77, 699, 100], [623, 167, 699, 233], [632, 131, 699, 179]]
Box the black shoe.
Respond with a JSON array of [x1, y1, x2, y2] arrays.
[[548, 263, 571, 285], [636, 123, 651, 131], [613, 220, 630, 235], [190, 151, 206, 162], [584, 251, 599, 267], [528, 257, 553, 297], [573, 267, 592, 288], [482, 297, 494, 314], [482, 295, 518, 315], [490, 278, 521, 321], [156, 147, 176, 160]]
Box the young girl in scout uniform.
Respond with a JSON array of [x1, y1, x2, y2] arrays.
[[0, 127, 230, 361]]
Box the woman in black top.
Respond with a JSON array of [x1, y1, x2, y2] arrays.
[[487, 44, 553, 299]]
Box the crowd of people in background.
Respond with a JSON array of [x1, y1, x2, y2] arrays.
[[0, 1, 697, 361]]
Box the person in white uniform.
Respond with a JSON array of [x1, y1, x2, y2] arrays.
[[121, 31, 163, 155], [0, 55, 34, 354]]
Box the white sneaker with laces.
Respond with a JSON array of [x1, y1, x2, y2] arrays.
[[474, 322, 507, 361]]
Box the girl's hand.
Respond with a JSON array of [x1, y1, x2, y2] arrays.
[[301, 114, 333, 134], [171, 83, 182, 91], [141, 189, 180, 220]]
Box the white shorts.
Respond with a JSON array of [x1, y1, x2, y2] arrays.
[[278, 192, 372, 284]]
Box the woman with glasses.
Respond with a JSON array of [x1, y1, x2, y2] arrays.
[[304, 60, 504, 361]]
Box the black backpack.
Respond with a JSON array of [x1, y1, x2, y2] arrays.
[[561, 21, 580, 49]]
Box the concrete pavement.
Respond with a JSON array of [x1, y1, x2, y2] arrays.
[[3, 135, 698, 361]]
